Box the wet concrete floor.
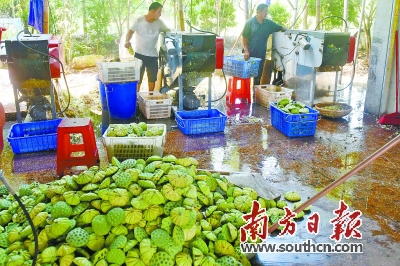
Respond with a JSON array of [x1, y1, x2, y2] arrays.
[[1, 74, 400, 265]]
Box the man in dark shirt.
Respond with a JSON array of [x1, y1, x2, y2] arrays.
[[242, 3, 287, 85]]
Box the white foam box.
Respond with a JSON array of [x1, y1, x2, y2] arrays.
[[97, 59, 142, 83], [138, 91, 173, 119], [254, 84, 293, 107]]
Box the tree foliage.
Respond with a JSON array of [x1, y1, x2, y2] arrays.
[[86, 0, 112, 54], [184, 0, 236, 35], [49, 0, 78, 63], [307, 0, 362, 30], [1, 0, 29, 27], [268, 2, 291, 28], [361, 0, 377, 63]]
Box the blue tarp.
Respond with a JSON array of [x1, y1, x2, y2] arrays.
[[28, 0, 44, 33]]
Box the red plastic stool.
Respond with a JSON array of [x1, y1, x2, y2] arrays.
[[57, 118, 99, 176], [226, 76, 252, 104], [0, 102, 5, 152]]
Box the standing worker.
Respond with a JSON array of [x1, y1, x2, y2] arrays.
[[242, 3, 287, 86], [124, 2, 170, 92]]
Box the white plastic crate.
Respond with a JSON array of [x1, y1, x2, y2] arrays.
[[102, 124, 167, 161], [97, 60, 142, 83], [254, 85, 293, 107], [138, 92, 173, 119]]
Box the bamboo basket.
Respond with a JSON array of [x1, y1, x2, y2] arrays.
[[314, 102, 353, 118]]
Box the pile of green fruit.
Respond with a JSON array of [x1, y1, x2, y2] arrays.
[[106, 122, 164, 138], [0, 155, 310, 266], [275, 99, 310, 114]]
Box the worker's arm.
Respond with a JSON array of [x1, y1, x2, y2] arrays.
[[124, 30, 134, 48], [242, 35, 250, 61], [281, 26, 288, 32]]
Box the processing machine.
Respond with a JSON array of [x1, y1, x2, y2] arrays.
[[0, 31, 63, 122], [272, 29, 354, 106], [159, 31, 224, 111]]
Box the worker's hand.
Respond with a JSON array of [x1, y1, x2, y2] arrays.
[[124, 42, 131, 49], [244, 50, 250, 61]]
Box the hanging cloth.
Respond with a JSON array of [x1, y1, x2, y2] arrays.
[[28, 0, 44, 33]]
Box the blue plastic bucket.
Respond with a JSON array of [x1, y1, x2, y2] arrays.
[[96, 75, 108, 111], [105, 81, 138, 119], [101, 110, 109, 135]]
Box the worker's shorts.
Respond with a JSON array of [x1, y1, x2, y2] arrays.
[[134, 53, 158, 83]]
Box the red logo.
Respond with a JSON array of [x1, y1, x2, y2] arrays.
[[240, 200, 268, 242]]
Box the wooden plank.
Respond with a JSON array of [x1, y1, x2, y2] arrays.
[[199, 169, 280, 200]]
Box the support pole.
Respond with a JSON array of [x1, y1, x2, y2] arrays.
[[178, 0, 185, 31], [208, 77, 212, 110], [243, 0, 249, 21], [293, 0, 299, 28], [339, 0, 349, 85], [43, 0, 49, 34], [316, 0, 321, 27]]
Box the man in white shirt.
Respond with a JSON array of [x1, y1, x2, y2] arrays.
[[124, 2, 170, 92]]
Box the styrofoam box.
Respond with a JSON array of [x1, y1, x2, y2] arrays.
[[254, 85, 293, 107], [97, 59, 142, 83], [138, 91, 173, 119], [102, 124, 167, 161]]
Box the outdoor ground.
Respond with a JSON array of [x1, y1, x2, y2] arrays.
[[2, 51, 400, 265]]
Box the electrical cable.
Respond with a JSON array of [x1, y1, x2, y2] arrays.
[[0, 170, 39, 266], [16, 30, 71, 114], [336, 60, 356, 92], [211, 69, 228, 102], [185, 20, 220, 37], [315, 16, 348, 31]]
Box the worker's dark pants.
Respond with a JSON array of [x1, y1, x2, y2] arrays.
[[254, 58, 265, 86]]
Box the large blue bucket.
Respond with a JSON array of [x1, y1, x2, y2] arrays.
[[96, 75, 108, 111], [105, 81, 138, 119]]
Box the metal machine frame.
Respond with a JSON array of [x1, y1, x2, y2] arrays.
[[160, 31, 221, 111], [1, 33, 61, 122], [272, 30, 350, 106]]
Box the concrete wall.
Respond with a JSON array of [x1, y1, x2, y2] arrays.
[[365, 0, 398, 115]]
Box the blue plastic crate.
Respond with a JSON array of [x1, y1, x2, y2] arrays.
[[223, 56, 261, 78], [175, 109, 227, 135], [8, 119, 63, 154], [270, 103, 319, 137]]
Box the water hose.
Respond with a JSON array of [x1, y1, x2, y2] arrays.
[[0, 170, 39, 265]]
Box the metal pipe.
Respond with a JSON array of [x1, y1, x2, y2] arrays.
[[208, 77, 212, 110], [269, 133, 400, 233], [348, 0, 368, 96], [343, 0, 349, 32], [334, 70, 339, 102]]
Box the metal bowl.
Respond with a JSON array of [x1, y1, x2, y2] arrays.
[[314, 102, 353, 119]]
